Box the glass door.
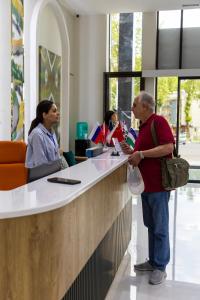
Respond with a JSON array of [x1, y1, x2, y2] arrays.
[[156, 77, 178, 139], [156, 76, 200, 181], [179, 78, 200, 182]]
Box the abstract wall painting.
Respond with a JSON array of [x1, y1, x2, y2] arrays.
[[39, 45, 61, 143], [11, 0, 24, 140]]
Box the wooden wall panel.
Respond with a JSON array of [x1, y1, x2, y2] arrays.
[[0, 164, 130, 300]]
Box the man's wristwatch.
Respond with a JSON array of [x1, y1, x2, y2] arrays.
[[138, 151, 144, 159]]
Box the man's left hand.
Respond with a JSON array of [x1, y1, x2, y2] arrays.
[[128, 151, 141, 166]]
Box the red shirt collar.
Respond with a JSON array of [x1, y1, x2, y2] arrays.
[[139, 113, 155, 129]]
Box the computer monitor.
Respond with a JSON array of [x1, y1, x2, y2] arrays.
[[28, 159, 61, 183]]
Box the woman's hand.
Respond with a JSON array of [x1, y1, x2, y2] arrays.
[[120, 141, 133, 155]]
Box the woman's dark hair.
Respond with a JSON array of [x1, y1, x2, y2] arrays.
[[104, 110, 115, 126], [28, 99, 54, 135]]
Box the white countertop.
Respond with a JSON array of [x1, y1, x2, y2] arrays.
[[0, 150, 128, 219]]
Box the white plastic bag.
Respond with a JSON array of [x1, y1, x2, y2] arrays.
[[127, 165, 144, 195]]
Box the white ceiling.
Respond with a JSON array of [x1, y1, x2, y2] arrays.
[[60, 0, 200, 15]]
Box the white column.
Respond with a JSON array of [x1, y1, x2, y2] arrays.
[[142, 12, 157, 70], [0, 0, 11, 140], [76, 15, 107, 128], [24, 0, 37, 142], [142, 12, 157, 96]]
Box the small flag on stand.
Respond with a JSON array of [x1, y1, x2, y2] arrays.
[[126, 128, 138, 148], [106, 121, 124, 144], [88, 123, 105, 144], [122, 121, 128, 137]]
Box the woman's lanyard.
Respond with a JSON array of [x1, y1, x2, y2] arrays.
[[47, 133, 56, 147]]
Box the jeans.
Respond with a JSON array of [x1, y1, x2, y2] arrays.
[[141, 191, 170, 271]]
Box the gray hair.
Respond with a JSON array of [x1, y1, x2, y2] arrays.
[[139, 91, 155, 112]]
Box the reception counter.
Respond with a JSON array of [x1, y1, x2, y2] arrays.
[[0, 150, 132, 300]]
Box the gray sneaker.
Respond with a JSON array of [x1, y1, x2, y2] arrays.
[[149, 269, 167, 285], [134, 261, 154, 271]]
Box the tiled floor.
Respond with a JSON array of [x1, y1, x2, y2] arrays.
[[106, 183, 200, 300]]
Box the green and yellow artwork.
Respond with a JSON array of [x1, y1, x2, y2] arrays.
[[39, 45, 61, 143], [11, 0, 24, 140], [11, 47, 24, 84], [11, 0, 23, 45], [11, 84, 24, 140]]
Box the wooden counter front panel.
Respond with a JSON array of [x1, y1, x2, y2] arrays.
[[0, 164, 129, 300]]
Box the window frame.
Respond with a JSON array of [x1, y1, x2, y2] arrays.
[[103, 71, 145, 116]]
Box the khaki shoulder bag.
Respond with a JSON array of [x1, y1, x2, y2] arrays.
[[151, 120, 190, 190]]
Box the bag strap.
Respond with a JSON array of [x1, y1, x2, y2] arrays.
[[151, 120, 178, 158]]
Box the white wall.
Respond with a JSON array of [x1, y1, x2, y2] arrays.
[[62, 8, 77, 151], [24, 0, 36, 141], [60, 14, 107, 151], [0, 0, 11, 140], [144, 78, 155, 98], [25, 0, 72, 151], [36, 4, 62, 137], [37, 5, 61, 56], [0, 0, 107, 149], [75, 15, 107, 130], [142, 12, 157, 70]]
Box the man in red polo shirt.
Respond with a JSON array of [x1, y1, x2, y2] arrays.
[[121, 91, 174, 285]]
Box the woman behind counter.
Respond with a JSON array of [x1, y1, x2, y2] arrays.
[[103, 110, 124, 146], [25, 100, 60, 168]]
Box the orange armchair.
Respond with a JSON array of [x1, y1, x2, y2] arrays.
[[0, 141, 28, 190]]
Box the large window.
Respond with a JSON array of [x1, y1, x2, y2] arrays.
[[156, 9, 200, 176], [109, 13, 142, 72], [104, 73, 144, 129], [159, 10, 181, 29], [183, 9, 200, 27], [157, 11, 181, 69], [106, 13, 143, 129], [157, 9, 200, 69], [182, 9, 200, 68]]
